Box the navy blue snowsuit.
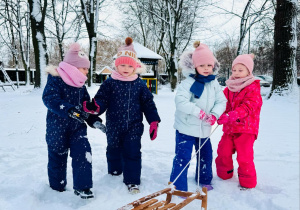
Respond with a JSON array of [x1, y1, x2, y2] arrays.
[[42, 74, 92, 191], [94, 77, 160, 185]]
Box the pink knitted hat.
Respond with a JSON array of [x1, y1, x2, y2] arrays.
[[115, 37, 137, 69], [192, 41, 215, 68], [63, 43, 90, 68], [232, 54, 255, 75]]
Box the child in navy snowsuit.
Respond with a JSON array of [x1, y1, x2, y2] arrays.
[[169, 41, 227, 192], [42, 43, 104, 199], [83, 37, 161, 194]]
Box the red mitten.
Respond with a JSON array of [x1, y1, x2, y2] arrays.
[[217, 114, 229, 125], [228, 111, 239, 122], [199, 110, 207, 120], [83, 98, 100, 114], [149, 121, 159, 140], [205, 114, 217, 126]]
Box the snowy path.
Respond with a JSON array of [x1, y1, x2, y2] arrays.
[[0, 85, 299, 210]]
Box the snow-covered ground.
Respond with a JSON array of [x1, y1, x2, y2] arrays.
[[0, 84, 299, 210]]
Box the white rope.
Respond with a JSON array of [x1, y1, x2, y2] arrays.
[[196, 134, 201, 192], [171, 125, 219, 189]]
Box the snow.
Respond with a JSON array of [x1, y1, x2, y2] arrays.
[[0, 85, 299, 210], [31, 0, 42, 22], [113, 42, 163, 60]]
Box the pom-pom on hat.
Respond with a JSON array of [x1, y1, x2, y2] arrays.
[[115, 37, 138, 69], [63, 43, 90, 69], [192, 41, 215, 68], [232, 53, 255, 75]]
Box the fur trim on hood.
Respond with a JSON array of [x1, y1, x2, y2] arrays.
[[45, 65, 60, 76], [135, 60, 147, 74], [179, 51, 220, 77]]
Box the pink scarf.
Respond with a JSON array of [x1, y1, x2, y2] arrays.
[[226, 75, 256, 92], [56, 62, 87, 87], [111, 70, 138, 81]]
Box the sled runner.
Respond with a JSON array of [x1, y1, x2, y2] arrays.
[[118, 185, 207, 210]]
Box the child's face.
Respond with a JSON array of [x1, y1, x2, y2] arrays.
[[78, 67, 89, 76], [117, 64, 135, 77], [232, 64, 249, 79], [196, 64, 213, 76]]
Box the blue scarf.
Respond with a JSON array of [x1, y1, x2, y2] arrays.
[[189, 74, 216, 98]]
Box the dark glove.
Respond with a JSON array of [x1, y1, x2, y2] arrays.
[[85, 114, 106, 133], [83, 98, 100, 114], [149, 121, 159, 140], [68, 107, 89, 123]]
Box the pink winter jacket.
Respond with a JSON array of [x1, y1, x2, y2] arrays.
[[222, 80, 262, 138]]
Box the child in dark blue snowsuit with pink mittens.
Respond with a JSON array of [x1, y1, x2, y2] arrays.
[[83, 37, 161, 194], [42, 43, 105, 199]]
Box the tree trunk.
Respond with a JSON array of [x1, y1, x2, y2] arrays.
[[28, 0, 49, 88], [81, 0, 99, 87], [269, 0, 298, 97], [88, 37, 97, 86], [51, 0, 64, 61], [168, 41, 177, 91]]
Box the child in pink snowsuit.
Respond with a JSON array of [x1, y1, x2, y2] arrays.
[[215, 54, 262, 189]]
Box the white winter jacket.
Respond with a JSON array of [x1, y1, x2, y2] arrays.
[[174, 76, 227, 138]]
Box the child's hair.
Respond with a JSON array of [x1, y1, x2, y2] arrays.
[[63, 43, 90, 68], [115, 37, 138, 69], [232, 54, 255, 75]]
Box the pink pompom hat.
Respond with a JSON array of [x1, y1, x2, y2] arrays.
[[192, 41, 215, 68], [232, 54, 255, 75], [115, 37, 138, 69], [63, 43, 90, 68]]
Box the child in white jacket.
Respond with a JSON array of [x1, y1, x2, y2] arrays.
[[169, 41, 227, 191]]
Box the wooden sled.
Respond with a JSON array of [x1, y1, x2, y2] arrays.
[[118, 186, 207, 210]]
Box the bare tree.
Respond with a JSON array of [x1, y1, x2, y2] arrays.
[[121, 0, 204, 91], [215, 37, 237, 78], [0, 0, 20, 86], [17, 0, 31, 86], [213, 0, 274, 55], [80, 0, 106, 86], [268, 0, 298, 97], [296, 5, 300, 76], [28, 0, 48, 88], [47, 0, 84, 61], [0, 0, 32, 86]]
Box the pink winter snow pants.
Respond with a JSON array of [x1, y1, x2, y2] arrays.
[[215, 133, 257, 188]]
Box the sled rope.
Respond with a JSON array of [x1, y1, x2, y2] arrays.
[[172, 125, 219, 190], [197, 133, 201, 191]]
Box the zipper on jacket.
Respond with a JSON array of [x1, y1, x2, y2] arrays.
[[127, 82, 131, 130]]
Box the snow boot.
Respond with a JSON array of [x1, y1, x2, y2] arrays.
[[127, 184, 140, 194], [74, 189, 94, 199], [50, 186, 66, 192]]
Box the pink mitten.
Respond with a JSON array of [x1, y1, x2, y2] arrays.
[[228, 111, 238, 122], [217, 114, 229, 125], [205, 114, 217, 126], [149, 121, 159, 140], [199, 110, 207, 120], [83, 98, 100, 114]]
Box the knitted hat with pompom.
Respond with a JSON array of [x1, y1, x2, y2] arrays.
[[63, 43, 90, 68], [115, 37, 137, 69], [192, 41, 215, 68], [232, 54, 255, 75]]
